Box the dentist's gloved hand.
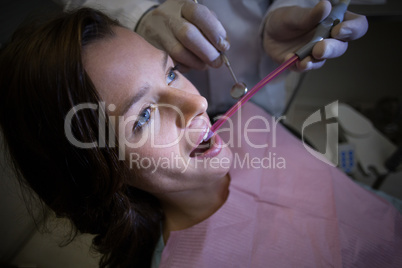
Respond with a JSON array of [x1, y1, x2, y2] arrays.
[[136, 0, 230, 72], [263, 0, 368, 71]]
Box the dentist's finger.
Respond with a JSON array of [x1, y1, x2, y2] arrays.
[[172, 20, 223, 68], [265, 0, 331, 40], [296, 55, 326, 71], [331, 11, 368, 41], [182, 1, 230, 53], [160, 26, 207, 70], [312, 39, 349, 60]]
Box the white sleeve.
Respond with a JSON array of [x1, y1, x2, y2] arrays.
[[52, 0, 161, 30]]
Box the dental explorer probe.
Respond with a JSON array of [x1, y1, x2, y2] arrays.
[[202, 0, 351, 142], [192, 0, 248, 99]]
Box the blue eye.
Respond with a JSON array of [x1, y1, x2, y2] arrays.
[[133, 106, 152, 133], [166, 65, 179, 85]]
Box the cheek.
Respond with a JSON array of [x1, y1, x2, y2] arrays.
[[124, 140, 180, 171], [122, 114, 182, 160], [124, 146, 182, 191], [154, 108, 185, 148], [124, 146, 162, 185]]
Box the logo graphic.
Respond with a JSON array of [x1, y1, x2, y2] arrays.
[[301, 101, 338, 166]]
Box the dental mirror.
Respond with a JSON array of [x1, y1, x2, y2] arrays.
[[230, 82, 248, 99], [221, 53, 248, 99]]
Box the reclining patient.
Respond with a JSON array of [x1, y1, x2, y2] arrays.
[[0, 8, 401, 268]]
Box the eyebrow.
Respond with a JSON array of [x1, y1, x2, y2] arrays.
[[119, 51, 169, 116]]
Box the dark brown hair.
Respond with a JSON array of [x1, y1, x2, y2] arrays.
[[0, 8, 162, 268]]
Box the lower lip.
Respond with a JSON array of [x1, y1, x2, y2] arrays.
[[194, 134, 223, 158]]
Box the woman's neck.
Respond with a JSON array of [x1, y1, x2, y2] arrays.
[[159, 173, 231, 243]]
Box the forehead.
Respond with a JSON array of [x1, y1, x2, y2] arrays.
[[83, 26, 152, 72], [82, 27, 161, 110]]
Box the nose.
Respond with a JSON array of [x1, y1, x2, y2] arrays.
[[160, 88, 208, 128]]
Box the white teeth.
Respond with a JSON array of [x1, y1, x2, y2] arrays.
[[202, 128, 210, 142]]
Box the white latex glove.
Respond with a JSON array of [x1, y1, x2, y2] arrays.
[[263, 0, 368, 71], [136, 0, 230, 72]]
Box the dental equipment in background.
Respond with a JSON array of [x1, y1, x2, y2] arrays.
[[203, 0, 351, 142], [192, 0, 248, 99]]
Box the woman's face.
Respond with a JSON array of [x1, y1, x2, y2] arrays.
[[83, 27, 232, 194]]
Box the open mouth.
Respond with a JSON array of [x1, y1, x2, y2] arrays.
[[190, 135, 213, 157]]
